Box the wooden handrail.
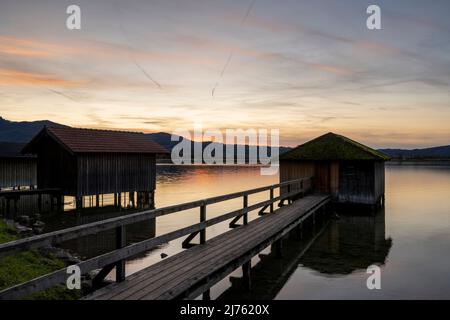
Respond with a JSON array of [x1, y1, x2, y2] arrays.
[[0, 178, 310, 257], [0, 177, 313, 299]]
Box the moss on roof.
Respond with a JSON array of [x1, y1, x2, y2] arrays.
[[280, 132, 390, 161]]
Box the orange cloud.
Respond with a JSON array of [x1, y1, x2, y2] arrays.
[[0, 68, 82, 87], [0, 36, 77, 58], [310, 63, 353, 76], [354, 41, 401, 55], [0, 35, 218, 67]]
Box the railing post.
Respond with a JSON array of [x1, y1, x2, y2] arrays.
[[115, 225, 126, 282], [243, 195, 248, 225], [287, 184, 291, 204], [200, 204, 206, 244], [269, 188, 274, 213]]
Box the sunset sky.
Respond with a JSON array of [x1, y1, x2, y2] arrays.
[[0, 0, 449, 148]]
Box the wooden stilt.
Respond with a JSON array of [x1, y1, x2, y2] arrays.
[[13, 199, 18, 218], [242, 261, 251, 291], [275, 239, 283, 258], [269, 188, 274, 213], [75, 196, 83, 210], [150, 191, 155, 209], [38, 194, 42, 213], [129, 191, 135, 208], [200, 205, 206, 244], [296, 223, 303, 240], [115, 225, 126, 282], [243, 195, 248, 225], [57, 195, 63, 212], [202, 289, 211, 300]]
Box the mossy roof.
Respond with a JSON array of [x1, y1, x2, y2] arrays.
[[280, 132, 390, 161]]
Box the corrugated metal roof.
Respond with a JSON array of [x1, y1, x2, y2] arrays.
[[24, 127, 169, 155], [280, 132, 390, 161]]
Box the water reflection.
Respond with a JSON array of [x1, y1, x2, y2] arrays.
[[299, 209, 392, 275], [36, 164, 450, 298], [217, 209, 392, 300]]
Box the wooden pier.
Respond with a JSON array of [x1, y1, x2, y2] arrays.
[[0, 178, 331, 300]]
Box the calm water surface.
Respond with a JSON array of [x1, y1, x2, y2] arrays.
[[51, 164, 450, 299]]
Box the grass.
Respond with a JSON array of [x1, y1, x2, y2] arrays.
[[0, 219, 81, 299], [0, 219, 16, 243]]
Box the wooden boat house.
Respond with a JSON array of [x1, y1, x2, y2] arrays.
[[22, 127, 168, 210], [280, 132, 390, 207], [0, 142, 36, 191]]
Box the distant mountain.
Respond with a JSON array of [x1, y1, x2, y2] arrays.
[[5, 117, 447, 160], [380, 145, 450, 160], [145, 132, 292, 157], [0, 141, 27, 157], [0, 118, 291, 162], [0, 117, 66, 143]]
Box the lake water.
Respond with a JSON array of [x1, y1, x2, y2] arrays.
[[50, 164, 450, 299]]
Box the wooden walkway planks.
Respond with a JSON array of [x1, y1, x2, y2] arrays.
[[85, 194, 330, 300]]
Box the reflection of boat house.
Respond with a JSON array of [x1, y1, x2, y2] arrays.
[[280, 132, 390, 206], [300, 211, 392, 275], [22, 127, 168, 210]]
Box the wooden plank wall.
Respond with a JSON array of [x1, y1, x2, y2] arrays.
[[315, 162, 330, 193], [329, 161, 339, 197], [77, 154, 156, 196], [373, 161, 385, 202], [0, 158, 36, 189], [280, 160, 314, 194], [281, 159, 385, 205], [338, 161, 375, 204]]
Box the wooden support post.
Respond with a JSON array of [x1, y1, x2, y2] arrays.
[[135, 192, 140, 209], [269, 188, 274, 213], [38, 194, 42, 213], [296, 223, 303, 240], [275, 239, 283, 258], [129, 191, 135, 208], [6, 199, 10, 219], [57, 195, 63, 212], [114, 193, 117, 207], [202, 289, 211, 301], [200, 204, 206, 244], [75, 196, 82, 210], [243, 195, 248, 225], [287, 184, 291, 204], [92, 263, 115, 289], [13, 198, 18, 218], [242, 261, 251, 291], [115, 225, 126, 282], [96, 194, 100, 208], [150, 191, 155, 209]]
